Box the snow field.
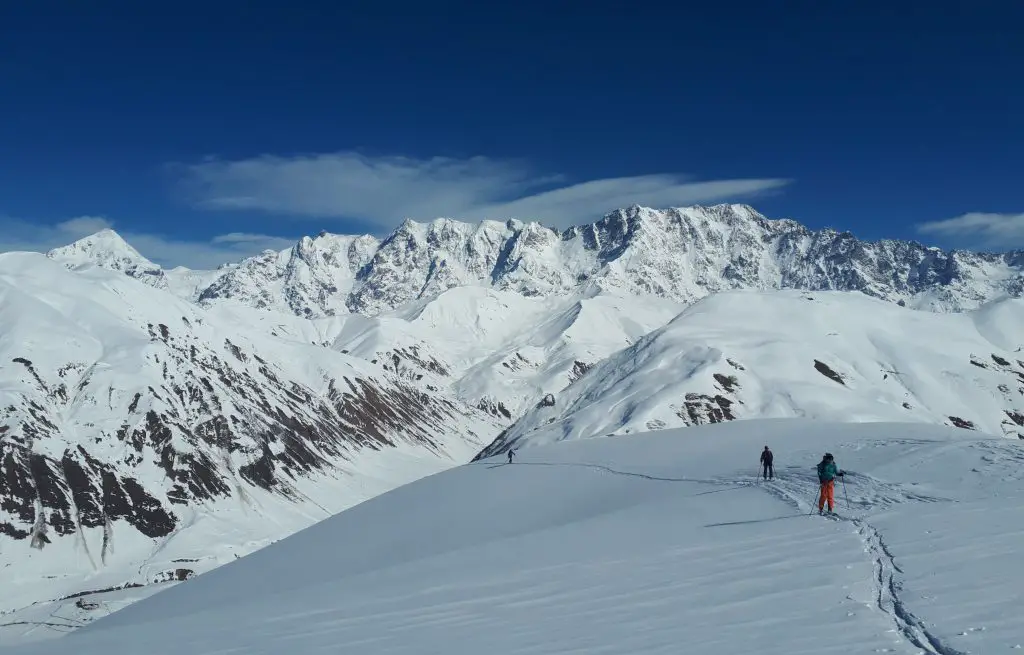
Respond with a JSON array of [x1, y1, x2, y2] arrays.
[[6, 419, 1020, 654]]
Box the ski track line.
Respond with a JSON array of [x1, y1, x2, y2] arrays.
[[479, 460, 740, 488], [483, 459, 967, 655], [758, 475, 967, 655]]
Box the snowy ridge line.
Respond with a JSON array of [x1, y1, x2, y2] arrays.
[[753, 472, 966, 655], [49, 204, 1024, 318]]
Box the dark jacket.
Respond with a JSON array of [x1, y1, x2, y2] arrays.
[[760, 449, 773, 464]]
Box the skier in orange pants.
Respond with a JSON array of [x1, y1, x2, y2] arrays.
[[816, 453, 845, 515]]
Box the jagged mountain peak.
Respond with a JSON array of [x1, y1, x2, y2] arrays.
[[382, 215, 519, 242], [290, 231, 379, 263], [196, 231, 380, 317]]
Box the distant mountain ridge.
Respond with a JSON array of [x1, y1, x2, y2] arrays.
[[46, 204, 1024, 318]]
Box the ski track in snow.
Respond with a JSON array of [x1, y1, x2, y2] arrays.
[[479, 456, 967, 655], [752, 473, 967, 655]]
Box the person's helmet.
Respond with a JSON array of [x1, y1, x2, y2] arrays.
[[824, 453, 833, 460]]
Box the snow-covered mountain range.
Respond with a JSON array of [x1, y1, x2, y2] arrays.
[[2, 203, 1022, 642], [50, 204, 1024, 317]]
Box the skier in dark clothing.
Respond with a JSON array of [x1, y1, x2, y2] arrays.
[[507, 449, 515, 464], [760, 446, 774, 480], [816, 453, 845, 515]]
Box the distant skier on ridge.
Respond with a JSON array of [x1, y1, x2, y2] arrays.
[[760, 446, 774, 480], [507, 449, 515, 464], [816, 453, 845, 515]]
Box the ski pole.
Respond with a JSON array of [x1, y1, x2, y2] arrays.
[[807, 483, 820, 515], [842, 476, 850, 507]]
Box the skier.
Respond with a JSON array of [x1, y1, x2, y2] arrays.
[[760, 445, 774, 480], [816, 452, 845, 515], [507, 449, 515, 464]]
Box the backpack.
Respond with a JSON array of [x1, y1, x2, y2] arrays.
[[817, 460, 836, 482]]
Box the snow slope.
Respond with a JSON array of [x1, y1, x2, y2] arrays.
[[8, 419, 1022, 654], [388, 286, 685, 417], [0, 252, 500, 642], [478, 289, 1024, 458]]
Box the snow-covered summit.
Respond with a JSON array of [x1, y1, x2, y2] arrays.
[[46, 229, 167, 287], [196, 232, 379, 316]]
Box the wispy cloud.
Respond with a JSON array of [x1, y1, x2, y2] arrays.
[[174, 152, 791, 229], [0, 215, 297, 270], [55, 215, 116, 236], [916, 212, 1024, 250]]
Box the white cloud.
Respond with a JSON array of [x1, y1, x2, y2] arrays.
[[472, 176, 789, 226], [916, 212, 1024, 249], [174, 152, 791, 229], [0, 215, 297, 270], [55, 215, 115, 236], [210, 232, 294, 245]]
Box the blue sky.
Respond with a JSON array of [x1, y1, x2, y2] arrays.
[[1, 1, 1022, 268]]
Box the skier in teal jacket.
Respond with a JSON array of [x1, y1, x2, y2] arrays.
[[816, 453, 845, 514]]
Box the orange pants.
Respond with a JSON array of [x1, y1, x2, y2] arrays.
[[818, 480, 835, 511]]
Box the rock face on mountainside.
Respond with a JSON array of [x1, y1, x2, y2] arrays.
[[50, 205, 1023, 319], [0, 253, 498, 558]]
